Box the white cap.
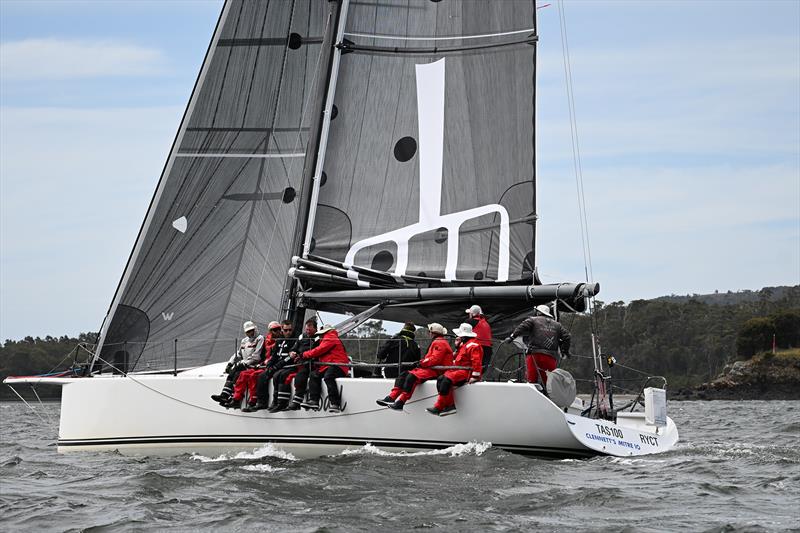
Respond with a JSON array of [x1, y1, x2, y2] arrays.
[[535, 304, 553, 318], [427, 323, 448, 335], [243, 321, 257, 333], [317, 324, 335, 335], [465, 304, 482, 316], [452, 323, 477, 338], [268, 321, 281, 330]]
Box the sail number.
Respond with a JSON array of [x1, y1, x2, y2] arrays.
[[594, 423, 624, 439]]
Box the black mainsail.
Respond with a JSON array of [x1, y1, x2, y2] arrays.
[[293, 0, 596, 330], [94, 0, 598, 372]]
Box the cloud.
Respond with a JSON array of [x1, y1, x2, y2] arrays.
[[0, 38, 166, 80]]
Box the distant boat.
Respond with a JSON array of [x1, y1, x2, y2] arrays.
[[5, 0, 678, 458]]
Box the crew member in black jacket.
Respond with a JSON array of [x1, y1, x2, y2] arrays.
[[374, 322, 421, 378], [268, 319, 319, 412]]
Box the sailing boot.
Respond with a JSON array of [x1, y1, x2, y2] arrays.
[[301, 398, 320, 410], [426, 406, 442, 416], [286, 393, 303, 411], [211, 393, 230, 404], [376, 396, 394, 407], [242, 402, 260, 413], [328, 403, 343, 413], [267, 401, 286, 413], [388, 399, 405, 411], [439, 405, 457, 416]]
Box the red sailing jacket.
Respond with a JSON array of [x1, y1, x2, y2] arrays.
[[418, 336, 453, 372], [302, 329, 350, 374], [468, 315, 493, 348], [454, 339, 484, 381], [264, 332, 278, 361]]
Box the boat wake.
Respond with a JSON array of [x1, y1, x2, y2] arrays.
[[190, 443, 298, 463], [337, 441, 492, 458]]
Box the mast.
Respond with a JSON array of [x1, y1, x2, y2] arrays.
[[283, 0, 350, 324]]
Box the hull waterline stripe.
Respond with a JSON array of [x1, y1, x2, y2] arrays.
[[57, 434, 595, 458]]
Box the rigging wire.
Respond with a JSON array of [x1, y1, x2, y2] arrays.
[[556, 0, 594, 288]]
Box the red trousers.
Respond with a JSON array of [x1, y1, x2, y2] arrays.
[[433, 369, 470, 410], [233, 368, 264, 403], [389, 368, 438, 403], [525, 353, 557, 386]]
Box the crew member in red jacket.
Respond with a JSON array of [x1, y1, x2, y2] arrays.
[[376, 323, 453, 411], [427, 323, 483, 416], [264, 321, 281, 353], [289, 324, 350, 412], [465, 304, 493, 369]]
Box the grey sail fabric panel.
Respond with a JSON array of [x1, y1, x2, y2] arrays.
[[310, 0, 536, 285], [97, 0, 330, 371]]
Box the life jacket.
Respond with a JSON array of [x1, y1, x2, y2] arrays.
[[418, 336, 454, 371], [301, 329, 350, 374], [469, 315, 493, 348], [453, 339, 483, 381], [264, 332, 278, 358]]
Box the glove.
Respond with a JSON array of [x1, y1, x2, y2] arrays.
[[562, 351, 571, 359], [503, 336, 514, 344], [224, 362, 234, 374]]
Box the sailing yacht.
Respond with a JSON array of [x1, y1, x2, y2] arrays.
[[5, 0, 678, 458]]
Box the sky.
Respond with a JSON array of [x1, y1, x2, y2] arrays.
[[0, 0, 798, 341]]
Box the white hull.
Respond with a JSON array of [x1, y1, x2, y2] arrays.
[[6, 364, 678, 459]]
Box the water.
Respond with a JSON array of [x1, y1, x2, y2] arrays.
[[1, 401, 798, 532]]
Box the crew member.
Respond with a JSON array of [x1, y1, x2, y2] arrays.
[[243, 320, 295, 412], [231, 320, 287, 410], [427, 323, 483, 416], [210, 321, 265, 406], [376, 323, 453, 411], [289, 324, 350, 412], [465, 305, 493, 370], [267, 319, 318, 412], [265, 321, 281, 353], [504, 304, 571, 387], [374, 322, 421, 378]]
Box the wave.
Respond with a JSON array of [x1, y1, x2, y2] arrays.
[[240, 464, 287, 473], [191, 443, 297, 463], [336, 441, 492, 458]]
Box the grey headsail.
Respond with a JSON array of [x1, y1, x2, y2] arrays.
[[94, 0, 334, 371], [294, 0, 595, 330]]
